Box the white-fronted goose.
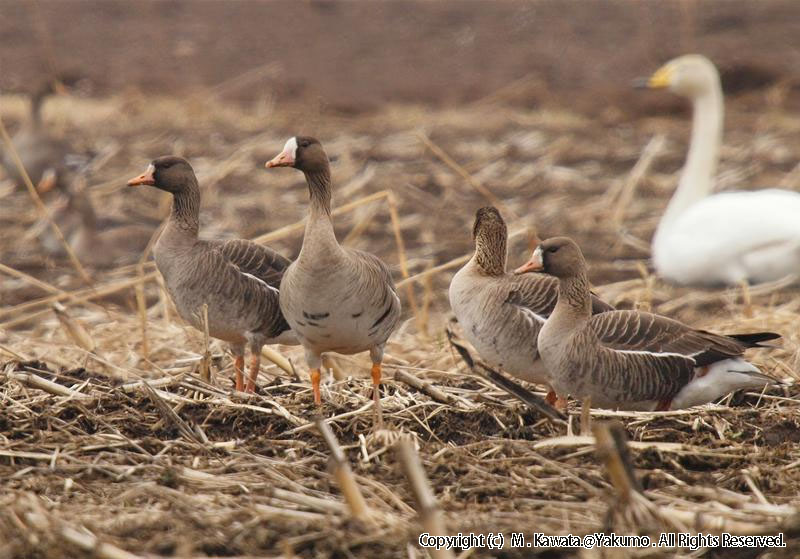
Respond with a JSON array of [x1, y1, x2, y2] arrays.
[[637, 54, 800, 286], [67, 186, 154, 268], [265, 137, 400, 416], [2, 77, 88, 193], [34, 188, 155, 264], [128, 156, 296, 392], [449, 207, 613, 403], [517, 237, 778, 410]]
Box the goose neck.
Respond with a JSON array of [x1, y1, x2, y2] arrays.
[[299, 168, 340, 259], [474, 229, 507, 276], [75, 195, 97, 232], [167, 184, 201, 238], [305, 169, 332, 217], [30, 89, 47, 129], [553, 272, 592, 323]]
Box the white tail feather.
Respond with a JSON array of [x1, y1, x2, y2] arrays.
[[671, 358, 774, 409]]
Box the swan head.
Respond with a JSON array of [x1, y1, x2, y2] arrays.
[[638, 54, 719, 98]]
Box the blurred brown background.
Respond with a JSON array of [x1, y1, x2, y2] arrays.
[[3, 0, 800, 114]]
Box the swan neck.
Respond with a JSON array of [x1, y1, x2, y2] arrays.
[[663, 85, 723, 228]]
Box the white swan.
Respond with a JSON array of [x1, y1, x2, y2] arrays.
[[640, 54, 800, 286]]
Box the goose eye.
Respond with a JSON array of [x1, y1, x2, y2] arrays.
[[300, 140, 311, 148], [547, 246, 559, 254]]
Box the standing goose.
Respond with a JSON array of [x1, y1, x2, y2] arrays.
[[517, 237, 778, 410], [638, 54, 800, 285], [449, 207, 613, 403], [128, 156, 296, 393], [265, 137, 400, 417], [2, 77, 88, 193], [34, 186, 157, 263], [66, 185, 154, 268]]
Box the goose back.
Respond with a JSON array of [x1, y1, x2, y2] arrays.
[[155, 232, 292, 345], [545, 311, 776, 409]]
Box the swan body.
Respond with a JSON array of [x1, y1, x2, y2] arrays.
[[653, 189, 800, 285]]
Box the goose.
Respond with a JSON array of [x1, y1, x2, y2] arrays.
[[33, 187, 155, 264], [127, 156, 296, 392], [448, 206, 614, 404], [2, 77, 89, 194], [638, 54, 800, 286], [66, 185, 155, 268], [516, 236, 779, 411], [265, 136, 400, 418]]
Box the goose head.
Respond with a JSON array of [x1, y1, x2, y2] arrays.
[[514, 236, 585, 279], [265, 136, 328, 174], [472, 206, 506, 242], [127, 156, 196, 194], [636, 54, 719, 99], [472, 206, 507, 275]]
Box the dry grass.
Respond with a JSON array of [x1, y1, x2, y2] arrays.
[[1, 88, 800, 558]]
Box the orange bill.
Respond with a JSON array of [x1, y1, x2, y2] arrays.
[[127, 164, 155, 187], [514, 247, 544, 274]]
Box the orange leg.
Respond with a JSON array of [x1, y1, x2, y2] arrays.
[[554, 395, 568, 410], [545, 390, 557, 405], [245, 352, 260, 393], [36, 168, 57, 193], [371, 363, 382, 390], [310, 368, 322, 405], [233, 355, 245, 392], [655, 398, 672, 411], [371, 363, 384, 428]]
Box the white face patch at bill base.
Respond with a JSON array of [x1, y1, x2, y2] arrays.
[[532, 246, 543, 267], [283, 137, 298, 160], [146, 163, 155, 175]]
